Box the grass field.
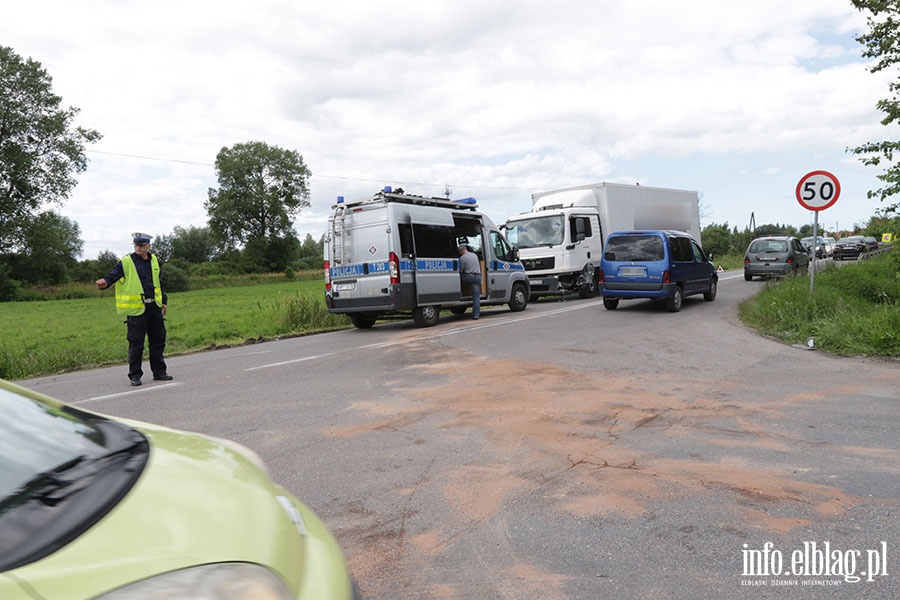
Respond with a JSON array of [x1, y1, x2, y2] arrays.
[[739, 249, 900, 357], [0, 280, 349, 380]]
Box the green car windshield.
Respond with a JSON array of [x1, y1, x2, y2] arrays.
[[0, 388, 106, 503]]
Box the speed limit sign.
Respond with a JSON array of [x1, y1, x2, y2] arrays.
[[796, 170, 840, 211]]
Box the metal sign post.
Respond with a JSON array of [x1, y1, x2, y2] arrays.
[[796, 171, 840, 294]]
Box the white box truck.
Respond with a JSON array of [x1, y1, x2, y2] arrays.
[[325, 187, 530, 328], [503, 182, 701, 301]]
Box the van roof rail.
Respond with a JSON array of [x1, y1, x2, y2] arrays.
[[333, 189, 479, 210]]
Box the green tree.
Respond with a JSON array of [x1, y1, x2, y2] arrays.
[[170, 225, 217, 263], [71, 249, 119, 282], [700, 223, 733, 257], [0, 46, 102, 253], [151, 233, 174, 263], [205, 141, 311, 250], [850, 1, 900, 215], [12, 211, 83, 284], [756, 223, 797, 237]]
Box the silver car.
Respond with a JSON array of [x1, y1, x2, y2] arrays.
[[744, 236, 810, 281]]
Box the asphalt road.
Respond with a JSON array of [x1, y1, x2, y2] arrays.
[[20, 271, 900, 599]]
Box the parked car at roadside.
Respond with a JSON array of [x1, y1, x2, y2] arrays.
[[832, 236, 869, 260], [864, 236, 879, 251], [0, 379, 356, 600], [598, 230, 717, 312], [744, 236, 810, 281], [801, 236, 826, 259], [824, 237, 836, 257]]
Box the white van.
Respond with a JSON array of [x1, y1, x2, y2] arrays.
[[324, 188, 530, 328]]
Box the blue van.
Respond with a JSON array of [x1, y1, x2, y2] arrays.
[[599, 230, 717, 312]]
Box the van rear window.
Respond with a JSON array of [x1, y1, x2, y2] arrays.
[[605, 235, 664, 261]]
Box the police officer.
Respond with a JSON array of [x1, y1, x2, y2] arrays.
[[458, 243, 482, 320], [96, 233, 173, 386]]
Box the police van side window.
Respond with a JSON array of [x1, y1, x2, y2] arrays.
[[490, 231, 513, 262], [399, 224, 414, 257], [412, 224, 456, 258]]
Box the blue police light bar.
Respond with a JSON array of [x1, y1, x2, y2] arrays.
[[337, 196, 344, 203], [383, 186, 392, 193], [453, 197, 477, 204]]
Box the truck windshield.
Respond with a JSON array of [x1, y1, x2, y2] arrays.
[[504, 215, 565, 249]]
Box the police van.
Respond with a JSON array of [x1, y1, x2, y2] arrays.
[[324, 187, 530, 328]]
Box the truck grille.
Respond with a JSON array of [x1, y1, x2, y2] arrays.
[[522, 257, 554, 271]]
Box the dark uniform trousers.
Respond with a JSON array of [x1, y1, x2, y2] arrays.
[[127, 303, 167, 380]]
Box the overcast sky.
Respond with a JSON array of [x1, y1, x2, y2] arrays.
[[4, 0, 896, 258]]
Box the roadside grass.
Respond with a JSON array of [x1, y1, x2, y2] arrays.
[[738, 249, 900, 357], [0, 280, 350, 380], [712, 252, 746, 271]]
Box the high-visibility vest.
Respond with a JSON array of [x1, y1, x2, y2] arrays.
[[115, 254, 162, 315]]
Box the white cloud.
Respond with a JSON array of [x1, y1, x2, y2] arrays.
[[3, 0, 895, 257]]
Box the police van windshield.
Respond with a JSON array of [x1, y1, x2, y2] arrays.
[[504, 215, 564, 249]]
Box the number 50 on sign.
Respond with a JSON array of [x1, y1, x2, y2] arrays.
[[796, 170, 841, 211]]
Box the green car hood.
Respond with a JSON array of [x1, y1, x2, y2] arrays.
[[0, 422, 351, 599]]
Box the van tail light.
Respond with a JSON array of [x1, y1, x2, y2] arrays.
[[389, 252, 400, 285], [323, 260, 331, 292], [598, 269, 605, 283], [663, 270, 671, 284]]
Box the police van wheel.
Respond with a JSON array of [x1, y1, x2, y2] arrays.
[[508, 283, 528, 312], [350, 314, 377, 329], [413, 305, 441, 327]]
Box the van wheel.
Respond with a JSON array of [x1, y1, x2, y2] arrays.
[[508, 283, 528, 312], [703, 279, 717, 301], [666, 288, 683, 312], [603, 297, 619, 310], [349, 314, 377, 329], [413, 305, 441, 327]]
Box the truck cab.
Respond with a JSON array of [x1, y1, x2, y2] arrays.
[[325, 188, 530, 328], [504, 193, 603, 301]]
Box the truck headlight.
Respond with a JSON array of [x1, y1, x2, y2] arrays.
[[97, 563, 293, 600]]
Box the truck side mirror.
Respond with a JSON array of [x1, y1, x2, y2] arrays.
[[572, 217, 586, 242]]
